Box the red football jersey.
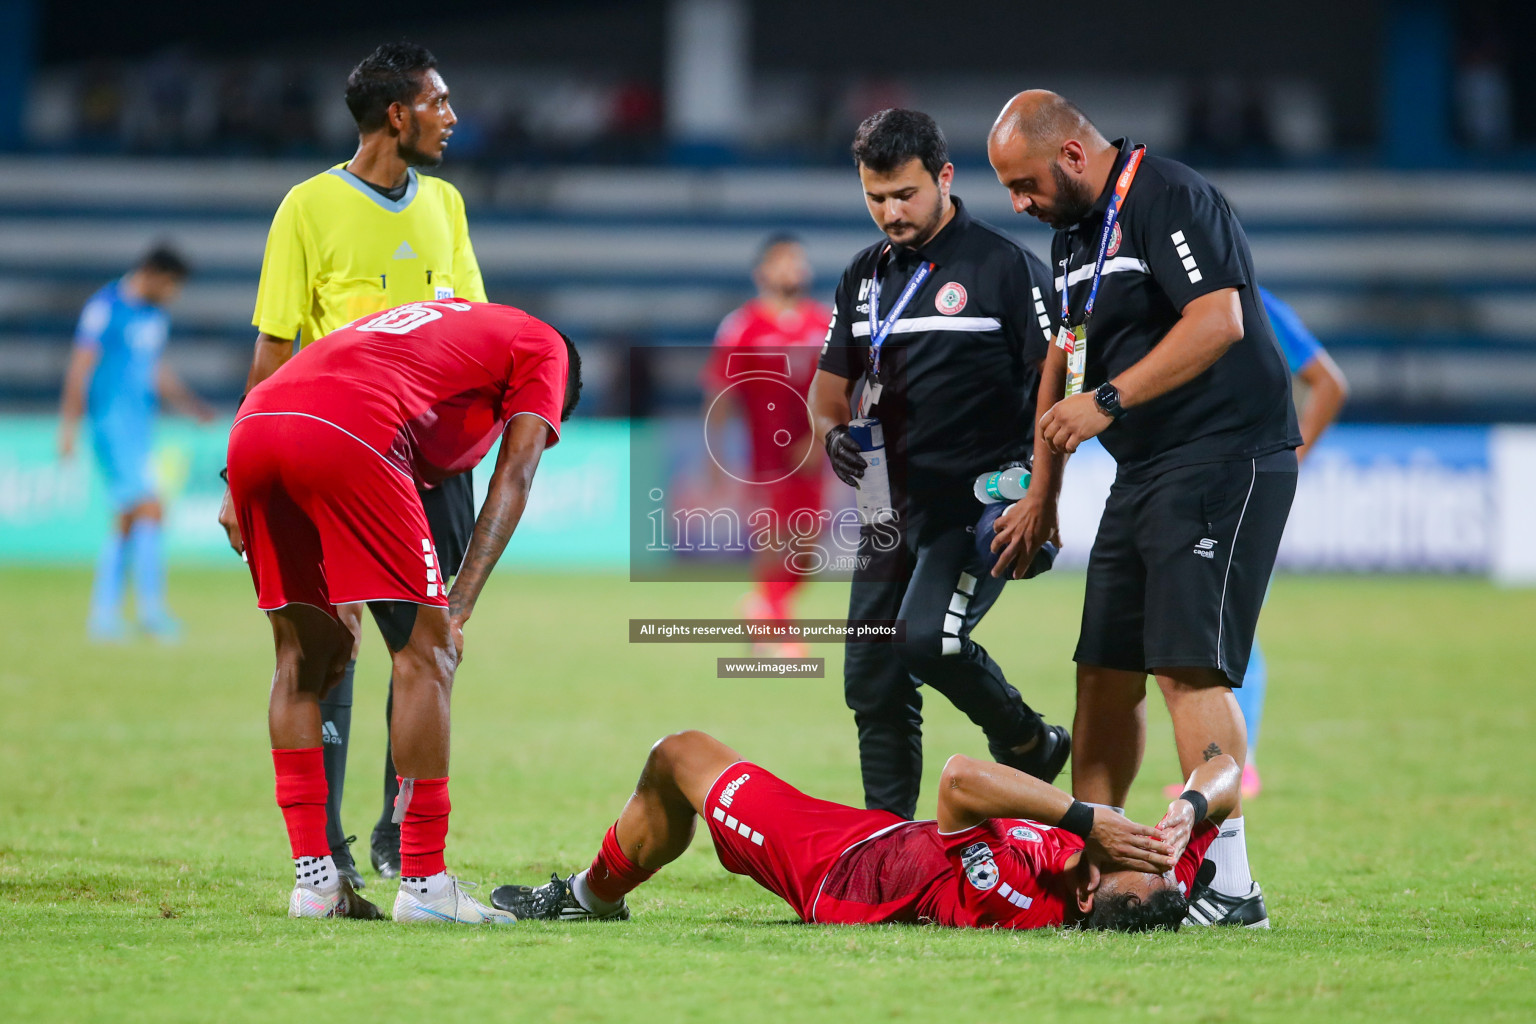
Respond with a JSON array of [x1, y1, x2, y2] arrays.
[[702, 298, 830, 475], [813, 817, 1218, 929], [242, 300, 565, 487]]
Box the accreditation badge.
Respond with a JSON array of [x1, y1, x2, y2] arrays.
[[856, 374, 884, 419], [1062, 324, 1087, 398]]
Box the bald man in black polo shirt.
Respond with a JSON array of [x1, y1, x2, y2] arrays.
[[984, 91, 1301, 929], [809, 109, 1070, 821]]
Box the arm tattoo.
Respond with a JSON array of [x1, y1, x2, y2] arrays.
[[447, 442, 540, 622], [1202, 742, 1223, 762]]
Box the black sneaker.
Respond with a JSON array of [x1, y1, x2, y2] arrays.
[[370, 825, 400, 880], [490, 873, 630, 921], [990, 723, 1072, 785], [1184, 879, 1270, 929], [331, 835, 365, 891]]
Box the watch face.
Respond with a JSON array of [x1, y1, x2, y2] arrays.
[[1095, 384, 1119, 416]]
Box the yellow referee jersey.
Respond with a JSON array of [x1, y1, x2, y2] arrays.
[[251, 164, 487, 344]]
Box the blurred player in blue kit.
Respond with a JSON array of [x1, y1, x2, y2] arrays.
[[1166, 286, 1348, 799], [58, 245, 214, 641]]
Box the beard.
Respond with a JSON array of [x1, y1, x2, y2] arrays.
[[397, 115, 442, 168], [885, 194, 946, 248], [1043, 161, 1096, 228]]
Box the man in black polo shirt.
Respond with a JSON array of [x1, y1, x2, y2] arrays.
[[985, 91, 1301, 928], [808, 108, 1070, 820]]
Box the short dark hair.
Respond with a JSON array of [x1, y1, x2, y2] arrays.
[[139, 243, 190, 279], [756, 232, 802, 264], [559, 332, 583, 421], [345, 43, 438, 132], [851, 109, 949, 180], [1080, 887, 1189, 933]]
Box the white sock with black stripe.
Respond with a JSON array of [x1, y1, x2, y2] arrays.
[[1207, 816, 1253, 895]]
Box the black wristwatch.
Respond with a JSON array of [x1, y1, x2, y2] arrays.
[[1094, 381, 1126, 420]]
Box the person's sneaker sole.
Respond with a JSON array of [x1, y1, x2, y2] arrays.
[[991, 724, 1072, 785], [337, 875, 384, 919]]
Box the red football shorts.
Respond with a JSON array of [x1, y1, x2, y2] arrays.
[[704, 761, 904, 921], [227, 412, 448, 618]]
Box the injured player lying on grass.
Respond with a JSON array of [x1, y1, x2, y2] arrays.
[[491, 730, 1239, 931]]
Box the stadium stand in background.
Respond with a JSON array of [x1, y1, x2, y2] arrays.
[[3, 0, 1535, 425], [2, 158, 1535, 423]]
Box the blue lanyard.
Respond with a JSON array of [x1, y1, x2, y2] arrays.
[[868, 252, 934, 379], [1059, 144, 1145, 326]]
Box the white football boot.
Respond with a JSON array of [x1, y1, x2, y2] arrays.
[[393, 873, 517, 924], [287, 856, 382, 919]]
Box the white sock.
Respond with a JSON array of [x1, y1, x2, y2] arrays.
[[1085, 803, 1125, 815], [400, 871, 452, 897], [294, 855, 337, 890], [1208, 816, 1253, 895], [570, 869, 622, 913]]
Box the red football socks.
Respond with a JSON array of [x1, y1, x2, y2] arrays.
[[398, 776, 450, 878], [585, 823, 656, 905], [272, 747, 329, 859], [759, 579, 801, 618]]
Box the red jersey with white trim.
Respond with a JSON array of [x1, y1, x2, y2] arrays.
[[241, 300, 565, 487], [813, 817, 1218, 929], [702, 298, 830, 475]]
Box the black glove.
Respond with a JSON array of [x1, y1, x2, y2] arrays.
[[824, 424, 866, 487]]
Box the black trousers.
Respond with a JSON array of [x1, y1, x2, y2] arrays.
[[843, 506, 1043, 820]]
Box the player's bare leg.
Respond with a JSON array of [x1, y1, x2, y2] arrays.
[[614, 730, 743, 865], [491, 730, 743, 920], [267, 604, 380, 919], [1070, 665, 1149, 809], [386, 604, 513, 924], [1153, 666, 1266, 927]]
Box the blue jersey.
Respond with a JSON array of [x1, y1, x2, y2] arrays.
[[76, 278, 170, 430], [1259, 287, 1324, 375], [75, 279, 171, 508]]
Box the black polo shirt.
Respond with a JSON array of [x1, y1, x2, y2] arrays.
[[820, 196, 1056, 510], [1052, 140, 1300, 475]]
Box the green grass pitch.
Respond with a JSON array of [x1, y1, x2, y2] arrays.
[[2, 567, 1533, 1021]]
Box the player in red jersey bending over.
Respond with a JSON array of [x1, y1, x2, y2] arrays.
[[225, 300, 580, 923], [491, 730, 1237, 932]]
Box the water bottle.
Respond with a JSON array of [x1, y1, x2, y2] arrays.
[[974, 465, 1031, 504], [847, 418, 896, 525]]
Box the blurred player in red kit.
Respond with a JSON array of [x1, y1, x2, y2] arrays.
[[225, 299, 581, 922], [490, 729, 1239, 932], [701, 235, 832, 653]]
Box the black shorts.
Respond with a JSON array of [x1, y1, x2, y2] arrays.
[[1074, 452, 1296, 685], [420, 470, 475, 578]]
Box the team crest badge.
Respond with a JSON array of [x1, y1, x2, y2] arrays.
[[961, 841, 999, 891], [1008, 826, 1042, 844], [934, 281, 968, 315], [1106, 221, 1123, 258]]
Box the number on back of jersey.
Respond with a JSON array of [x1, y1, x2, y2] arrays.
[[357, 301, 471, 335]]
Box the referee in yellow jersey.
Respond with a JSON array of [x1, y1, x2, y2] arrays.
[[216, 42, 486, 889]]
